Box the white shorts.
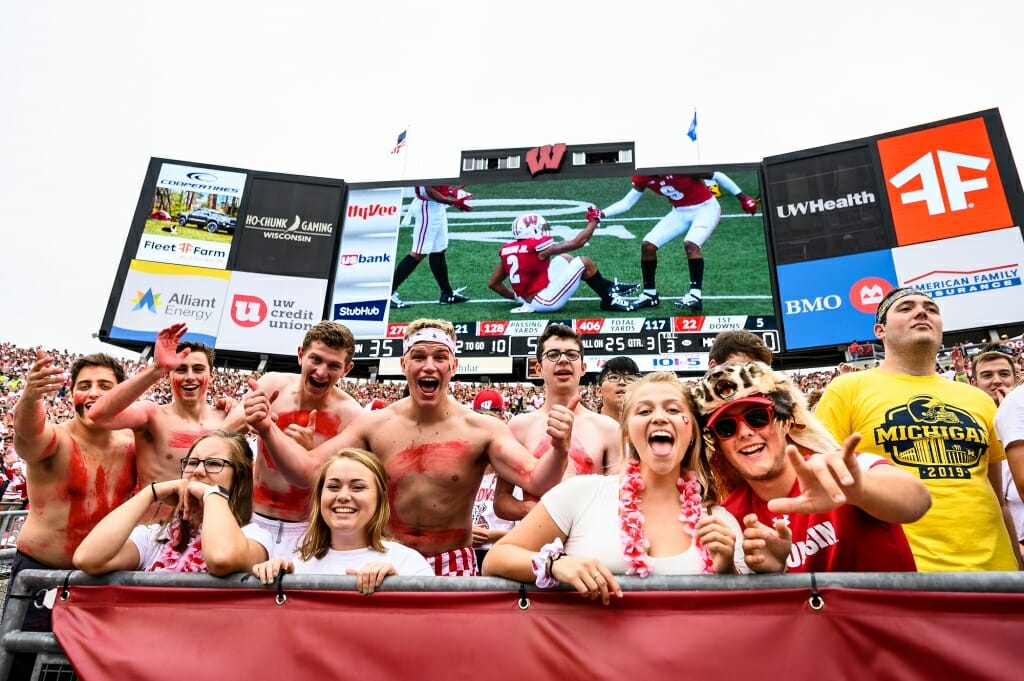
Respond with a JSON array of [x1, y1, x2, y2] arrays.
[[251, 513, 309, 560], [530, 255, 585, 312], [411, 200, 449, 255], [644, 197, 721, 248]]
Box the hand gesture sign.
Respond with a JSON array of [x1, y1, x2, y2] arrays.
[[283, 410, 318, 450], [243, 378, 279, 434], [767, 434, 863, 514], [741, 514, 793, 573]]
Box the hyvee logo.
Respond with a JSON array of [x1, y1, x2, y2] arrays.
[[525, 143, 567, 176], [878, 117, 1012, 245], [230, 294, 268, 327], [347, 203, 398, 220]]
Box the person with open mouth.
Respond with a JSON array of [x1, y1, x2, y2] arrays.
[[483, 372, 756, 605]]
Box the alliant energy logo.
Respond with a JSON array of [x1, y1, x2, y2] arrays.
[[333, 300, 386, 322], [775, 191, 876, 219], [904, 264, 1021, 299], [877, 117, 1013, 244], [243, 213, 334, 243], [132, 290, 216, 321], [339, 252, 392, 266], [347, 203, 399, 220]]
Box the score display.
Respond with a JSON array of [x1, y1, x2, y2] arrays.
[[352, 315, 778, 361]]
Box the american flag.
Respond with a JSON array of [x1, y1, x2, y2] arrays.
[[391, 129, 407, 155]]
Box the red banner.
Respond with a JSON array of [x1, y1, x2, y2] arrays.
[[54, 586, 1023, 680]]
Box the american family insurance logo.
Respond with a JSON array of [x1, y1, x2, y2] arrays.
[[904, 264, 1021, 299], [877, 117, 1013, 245]]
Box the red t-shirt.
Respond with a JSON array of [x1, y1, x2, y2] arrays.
[[498, 236, 555, 299], [723, 461, 917, 572], [633, 174, 713, 208]]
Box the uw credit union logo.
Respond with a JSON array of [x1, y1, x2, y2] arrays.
[[231, 294, 267, 327]]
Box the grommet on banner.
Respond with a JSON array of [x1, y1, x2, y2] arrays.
[[808, 572, 824, 611], [60, 571, 72, 601], [275, 571, 287, 606], [517, 584, 530, 610]]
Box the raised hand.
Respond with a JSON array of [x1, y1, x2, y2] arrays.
[[767, 434, 863, 514], [243, 378, 279, 434], [23, 349, 64, 402], [154, 323, 190, 372], [546, 394, 580, 452], [585, 205, 603, 222], [738, 193, 760, 215]]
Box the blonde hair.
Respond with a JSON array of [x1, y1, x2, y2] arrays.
[[403, 318, 456, 343], [296, 448, 392, 559], [619, 372, 719, 505]]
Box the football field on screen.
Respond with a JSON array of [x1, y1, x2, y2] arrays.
[[385, 171, 775, 322]]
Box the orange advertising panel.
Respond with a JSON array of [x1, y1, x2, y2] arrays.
[[878, 117, 1013, 245]]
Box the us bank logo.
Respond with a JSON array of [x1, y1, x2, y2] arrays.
[[130, 288, 162, 313]]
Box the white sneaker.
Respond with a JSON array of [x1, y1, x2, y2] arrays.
[[511, 303, 534, 314], [390, 293, 410, 309]]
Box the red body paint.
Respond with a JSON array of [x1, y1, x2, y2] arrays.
[[167, 429, 211, 450], [253, 483, 309, 513], [60, 441, 137, 556], [260, 410, 342, 472], [531, 436, 595, 474]]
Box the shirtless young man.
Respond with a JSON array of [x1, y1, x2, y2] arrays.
[[7, 352, 137, 638], [244, 319, 574, 576], [494, 324, 622, 521], [233, 320, 364, 558], [88, 323, 230, 518]]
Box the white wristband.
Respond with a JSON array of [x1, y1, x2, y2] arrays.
[[203, 485, 229, 502]]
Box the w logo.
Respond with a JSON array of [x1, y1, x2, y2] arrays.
[[231, 294, 267, 327], [525, 143, 567, 176]]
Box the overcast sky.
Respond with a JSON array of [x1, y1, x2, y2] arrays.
[[2, 0, 1021, 357]]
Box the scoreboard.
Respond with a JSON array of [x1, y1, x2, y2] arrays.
[[353, 314, 779, 360]]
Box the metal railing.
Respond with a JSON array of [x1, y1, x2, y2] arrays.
[[2, 568, 1023, 681]]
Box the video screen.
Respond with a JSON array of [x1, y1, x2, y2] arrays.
[[331, 165, 778, 365]]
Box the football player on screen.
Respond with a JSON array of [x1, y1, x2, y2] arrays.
[[487, 209, 636, 314], [390, 184, 474, 309], [600, 172, 759, 313]]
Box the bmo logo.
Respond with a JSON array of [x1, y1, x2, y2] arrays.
[[878, 117, 1013, 245], [850, 276, 893, 315], [230, 294, 268, 327], [784, 295, 842, 316]]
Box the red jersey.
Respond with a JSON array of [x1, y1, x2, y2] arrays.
[[633, 174, 713, 208], [723, 460, 917, 573], [498, 236, 555, 299], [414, 185, 454, 202]]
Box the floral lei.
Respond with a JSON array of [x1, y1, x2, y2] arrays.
[[619, 458, 714, 576]]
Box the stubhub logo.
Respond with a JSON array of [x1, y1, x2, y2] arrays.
[[333, 299, 387, 321]]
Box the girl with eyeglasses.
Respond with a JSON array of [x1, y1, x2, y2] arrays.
[[74, 431, 272, 575], [251, 449, 432, 595], [483, 372, 750, 605]]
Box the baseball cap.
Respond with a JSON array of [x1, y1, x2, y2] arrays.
[[692, 361, 839, 453], [473, 389, 505, 413]]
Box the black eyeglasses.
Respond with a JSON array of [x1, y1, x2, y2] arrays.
[[603, 373, 639, 384], [541, 349, 581, 363], [180, 457, 233, 474], [708, 406, 774, 440]]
